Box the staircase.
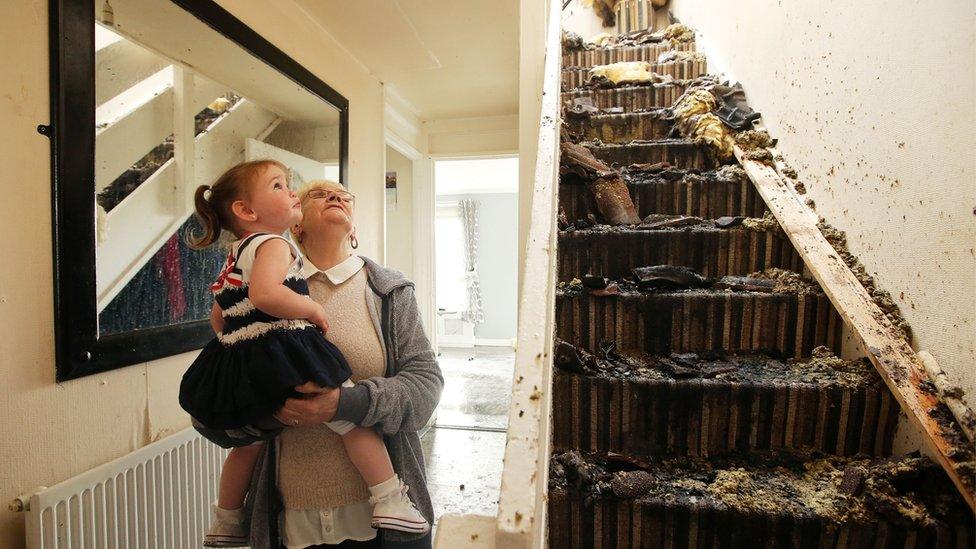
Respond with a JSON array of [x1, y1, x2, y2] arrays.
[[94, 23, 280, 312], [549, 27, 974, 548]]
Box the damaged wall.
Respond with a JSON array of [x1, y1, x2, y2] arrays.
[[0, 1, 385, 545], [666, 1, 976, 407]]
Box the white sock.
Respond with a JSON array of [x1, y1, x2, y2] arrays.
[[368, 475, 400, 499], [212, 503, 245, 523]]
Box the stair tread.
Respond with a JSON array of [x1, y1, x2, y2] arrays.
[[549, 451, 973, 530], [562, 83, 691, 111], [554, 342, 880, 388]]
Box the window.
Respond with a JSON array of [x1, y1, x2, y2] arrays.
[[435, 202, 466, 313]]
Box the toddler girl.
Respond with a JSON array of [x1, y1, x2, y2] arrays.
[[179, 159, 429, 547]]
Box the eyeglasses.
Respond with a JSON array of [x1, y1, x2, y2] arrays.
[[305, 189, 355, 204]]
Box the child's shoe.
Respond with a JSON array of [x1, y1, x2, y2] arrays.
[[203, 503, 248, 547], [368, 478, 430, 534]]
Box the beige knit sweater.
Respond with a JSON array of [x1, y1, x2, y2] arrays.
[[277, 267, 385, 509]]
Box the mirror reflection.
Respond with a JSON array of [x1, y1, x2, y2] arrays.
[[94, 1, 341, 336]]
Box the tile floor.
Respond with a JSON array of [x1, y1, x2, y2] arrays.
[[422, 346, 514, 527], [432, 346, 515, 430]]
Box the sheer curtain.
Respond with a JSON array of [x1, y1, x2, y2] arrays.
[[459, 199, 486, 324]]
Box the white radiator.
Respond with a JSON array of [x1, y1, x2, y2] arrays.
[[21, 428, 229, 549]]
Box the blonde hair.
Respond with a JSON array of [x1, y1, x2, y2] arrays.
[[293, 179, 354, 255], [189, 159, 288, 248]]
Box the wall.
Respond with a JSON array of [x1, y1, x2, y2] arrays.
[[385, 146, 415, 280], [424, 114, 518, 156], [560, 1, 610, 40], [0, 0, 384, 545], [438, 193, 520, 342], [668, 0, 976, 404]]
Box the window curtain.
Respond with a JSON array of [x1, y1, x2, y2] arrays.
[[459, 199, 486, 324]]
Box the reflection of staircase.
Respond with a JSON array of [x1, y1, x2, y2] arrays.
[[549, 31, 975, 546], [94, 26, 279, 311]]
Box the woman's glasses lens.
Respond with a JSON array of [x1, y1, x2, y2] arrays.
[[307, 190, 354, 203]]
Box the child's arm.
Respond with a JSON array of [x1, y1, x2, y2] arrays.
[[248, 239, 329, 331], [209, 302, 225, 334]]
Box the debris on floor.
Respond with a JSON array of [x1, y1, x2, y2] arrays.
[[661, 23, 694, 43], [561, 30, 586, 51], [586, 174, 642, 225], [560, 141, 614, 179], [588, 61, 673, 86], [747, 267, 819, 295], [741, 212, 781, 232], [676, 112, 736, 161], [553, 338, 882, 387], [657, 50, 706, 63], [549, 450, 972, 528]]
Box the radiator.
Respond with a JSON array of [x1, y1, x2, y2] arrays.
[[21, 428, 230, 549]]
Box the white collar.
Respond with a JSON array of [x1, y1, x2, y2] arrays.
[[302, 254, 365, 285]]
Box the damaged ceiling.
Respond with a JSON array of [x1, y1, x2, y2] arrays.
[[292, 0, 518, 120]]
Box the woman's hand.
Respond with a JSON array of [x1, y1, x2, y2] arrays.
[[274, 382, 341, 426]]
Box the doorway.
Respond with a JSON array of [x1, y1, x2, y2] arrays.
[[431, 156, 518, 431]]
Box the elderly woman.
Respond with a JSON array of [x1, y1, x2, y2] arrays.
[[244, 180, 442, 549]]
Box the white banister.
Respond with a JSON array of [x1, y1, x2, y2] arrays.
[[434, 0, 561, 547], [95, 31, 171, 108]]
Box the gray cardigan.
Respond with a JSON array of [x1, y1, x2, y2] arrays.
[[244, 256, 443, 548]]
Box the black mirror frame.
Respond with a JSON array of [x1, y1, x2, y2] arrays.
[[47, 0, 349, 381]]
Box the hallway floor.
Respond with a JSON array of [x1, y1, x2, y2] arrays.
[[422, 346, 514, 526]]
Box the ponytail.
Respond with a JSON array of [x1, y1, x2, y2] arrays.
[[189, 185, 221, 249], [186, 159, 288, 249]]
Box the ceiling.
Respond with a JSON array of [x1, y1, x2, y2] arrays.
[[292, 0, 519, 121]]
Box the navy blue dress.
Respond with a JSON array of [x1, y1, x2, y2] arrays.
[[179, 233, 352, 436]]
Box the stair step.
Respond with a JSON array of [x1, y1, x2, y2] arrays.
[[562, 41, 696, 69], [555, 288, 843, 358], [548, 452, 974, 549], [586, 140, 715, 170], [552, 360, 898, 458], [562, 59, 708, 89], [559, 168, 768, 220], [558, 226, 801, 281], [565, 109, 674, 143], [562, 83, 688, 112]]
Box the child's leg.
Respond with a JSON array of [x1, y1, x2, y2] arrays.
[[340, 427, 395, 486], [217, 443, 264, 510], [341, 426, 430, 533]]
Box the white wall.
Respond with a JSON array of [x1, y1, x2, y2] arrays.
[[425, 114, 518, 156], [669, 0, 976, 404], [385, 146, 415, 280], [439, 193, 519, 341], [560, 1, 610, 40], [0, 1, 385, 545]]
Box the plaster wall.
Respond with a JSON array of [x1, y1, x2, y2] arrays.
[[668, 0, 976, 403], [386, 145, 415, 281], [425, 114, 518, 156], [0, 1, 385, 545]]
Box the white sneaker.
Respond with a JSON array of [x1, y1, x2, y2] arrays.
[[203, 503, 248, 547], [369, 481, 431, 534]]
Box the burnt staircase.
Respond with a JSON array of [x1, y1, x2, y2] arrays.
[[549, 29, 974, 547]]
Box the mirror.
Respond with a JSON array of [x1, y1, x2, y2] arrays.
[[49, 0, 348, 380]]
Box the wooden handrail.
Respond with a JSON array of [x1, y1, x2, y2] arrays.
[[735, 145, 976, 513]]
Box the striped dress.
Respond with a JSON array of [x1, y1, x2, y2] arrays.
[[179, 233, 352, 437]]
